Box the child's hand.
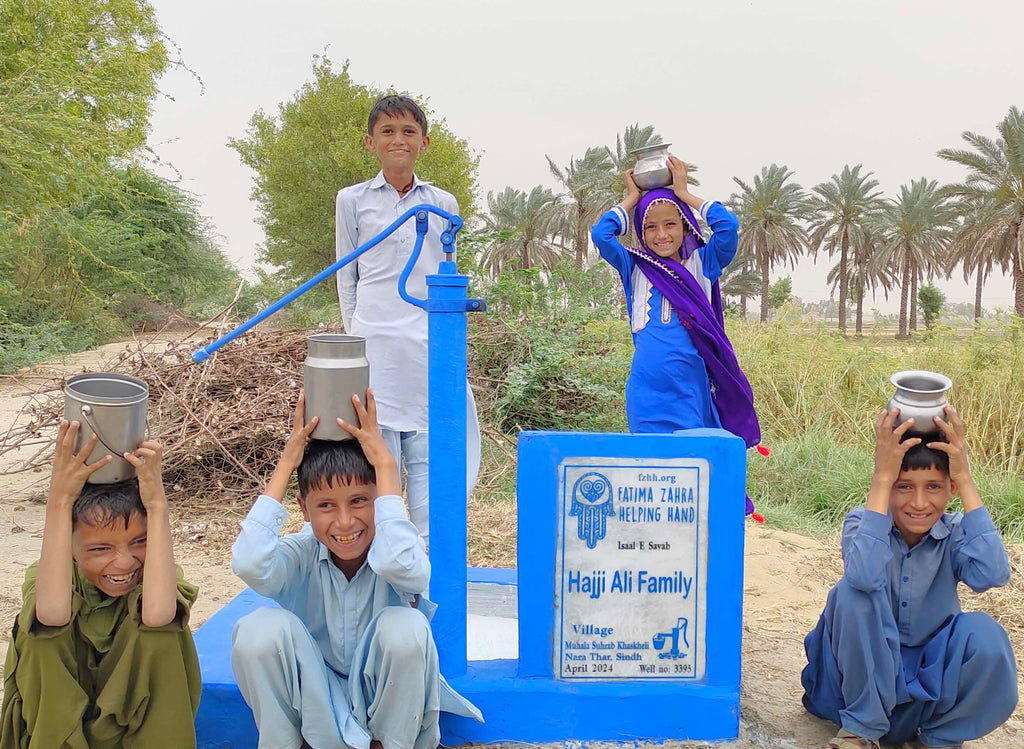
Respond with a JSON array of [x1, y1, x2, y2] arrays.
[[265, 391, 318, 502], [338, 388, 401, 496], [623, 169, 642, 201], [49, 420, 112, 506], [872, 408, 921, 484], [281, 391, 318, 475], [123, 439, 166, 509], [667, 155, 691, 198], [928, 406, 971, 484]]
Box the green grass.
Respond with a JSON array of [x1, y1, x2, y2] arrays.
[[472, 311, 1024, 544], [734, 315, 1024, 541]]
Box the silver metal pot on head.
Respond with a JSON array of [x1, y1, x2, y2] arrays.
[[631, 143, 673, 190], [887, 370, 953, 434], [303, 334, 370, 441], [64, 373, 149, 484]]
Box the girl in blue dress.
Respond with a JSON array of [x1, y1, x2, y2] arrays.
[[592, 156, 761, 508]]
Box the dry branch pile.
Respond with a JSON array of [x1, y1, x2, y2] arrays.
[[0, 329, 317, 514], [0, 325, 521, 564]]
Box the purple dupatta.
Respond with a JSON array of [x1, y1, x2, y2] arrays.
[[630, 189, 761, 450]]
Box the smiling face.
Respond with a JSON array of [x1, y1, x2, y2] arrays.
[[72, 512, 147, 596], [641, 201, 688, 262], [299, 479, 377, 579], [363, 111, 429, 175], [889, 467, 956, 547]]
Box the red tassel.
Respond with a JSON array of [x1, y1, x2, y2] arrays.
[[751, 512, 765, 524], [756, 444, 770, 456]]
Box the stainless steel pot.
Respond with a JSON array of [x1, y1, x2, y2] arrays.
[[64, 373, 149, 484], [303, 334, 370, 441], [631, 143, 673, 190], [887, 370, 953, 433]]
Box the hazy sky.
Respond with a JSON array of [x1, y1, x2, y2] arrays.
[[147, 0, 1022, 313]]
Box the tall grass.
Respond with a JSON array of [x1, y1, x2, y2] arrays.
[[471, 309, 1024, 543], [730, 312, 1024, 541]]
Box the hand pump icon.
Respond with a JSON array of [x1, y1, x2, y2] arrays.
[[652, 617, 690, 660]]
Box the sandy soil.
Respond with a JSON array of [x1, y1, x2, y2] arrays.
[[0, 337, 1021, 748]]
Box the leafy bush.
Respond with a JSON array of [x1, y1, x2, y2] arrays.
[[469, 307, 629, 434], [0, 317, 101, 372]]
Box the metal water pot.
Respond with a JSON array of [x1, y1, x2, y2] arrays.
[[303, 334, 370, 441], [64, 373, 149, 484], [887, 370, 952, 433], [631, 143, 673, 190]]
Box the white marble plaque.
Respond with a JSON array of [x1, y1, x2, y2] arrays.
[[554, 457, 709, 681]]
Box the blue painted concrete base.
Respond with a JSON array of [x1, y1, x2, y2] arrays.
[[193, 568, 519, 748], [194, 588, 276, 748], [440, 659, 740, 743]]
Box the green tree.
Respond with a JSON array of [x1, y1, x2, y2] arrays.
[[0, 0, 234, 368], [4, 167, 238, 330], [545, 147, 616, 269], [480, 186, 561, 275], [875, 179, 956, 338], [767, 276, 793, 313], [917, 282, 945, 330], [730, 165, 811, 322], [938, 106, 1024, 318], [230, 57, 479, 292], [0, 0, 168, 222], [808, 165, 886, 334]]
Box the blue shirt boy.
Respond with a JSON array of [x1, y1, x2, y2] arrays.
[[801, 407, 1017, 748]]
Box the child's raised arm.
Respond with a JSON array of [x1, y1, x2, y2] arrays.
[[866, 408, 921, 517], [123, 440, 177, 627], [591, 169, 643, 280], [928, 406, 983, 514], [337, 388, 400, 496], [35, 421, 111, 626], [265, 391, 318, 502], [340, 388, 428, 593], [668, 155, 704, 212]]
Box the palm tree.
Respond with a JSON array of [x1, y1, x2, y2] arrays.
[[938, 106, 1024, 318], [729, 164, 811, 322], [608, 124, 664, 174], [808, 165, 886, 334], [874, 179, 956, 339], [944, 204, 1010, 321], [719, 256, 760, 319], [831, 224, 896, 333], [545, 146, 615, 269], [480, 186, 561, 276]]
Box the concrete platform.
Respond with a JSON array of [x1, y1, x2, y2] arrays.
[[193, 567, 518, 748]]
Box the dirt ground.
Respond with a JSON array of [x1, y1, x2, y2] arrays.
[[1, 337, 1022, 748]]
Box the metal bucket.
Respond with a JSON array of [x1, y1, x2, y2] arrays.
[[64, 373, 149, 484], [304, 334, 369, 441]]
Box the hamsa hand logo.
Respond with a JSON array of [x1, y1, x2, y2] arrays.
[[569, 472, 614, 549]]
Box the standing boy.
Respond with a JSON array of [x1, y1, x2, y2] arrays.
[[801, 407, 1017, 749], [1, 422, 201, 748], [231, 390, 482, 749], [335, 94, 479, 543]]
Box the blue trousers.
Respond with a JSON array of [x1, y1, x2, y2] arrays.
[[801, 578, 1017, 746]]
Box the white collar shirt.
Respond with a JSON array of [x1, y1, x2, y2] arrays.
[[335, 172, 458, 431]]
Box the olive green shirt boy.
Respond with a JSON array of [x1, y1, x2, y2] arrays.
[[1, 563, 200, 749]]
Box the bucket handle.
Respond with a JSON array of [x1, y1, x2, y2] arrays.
[[78, 405, 150, 460]]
